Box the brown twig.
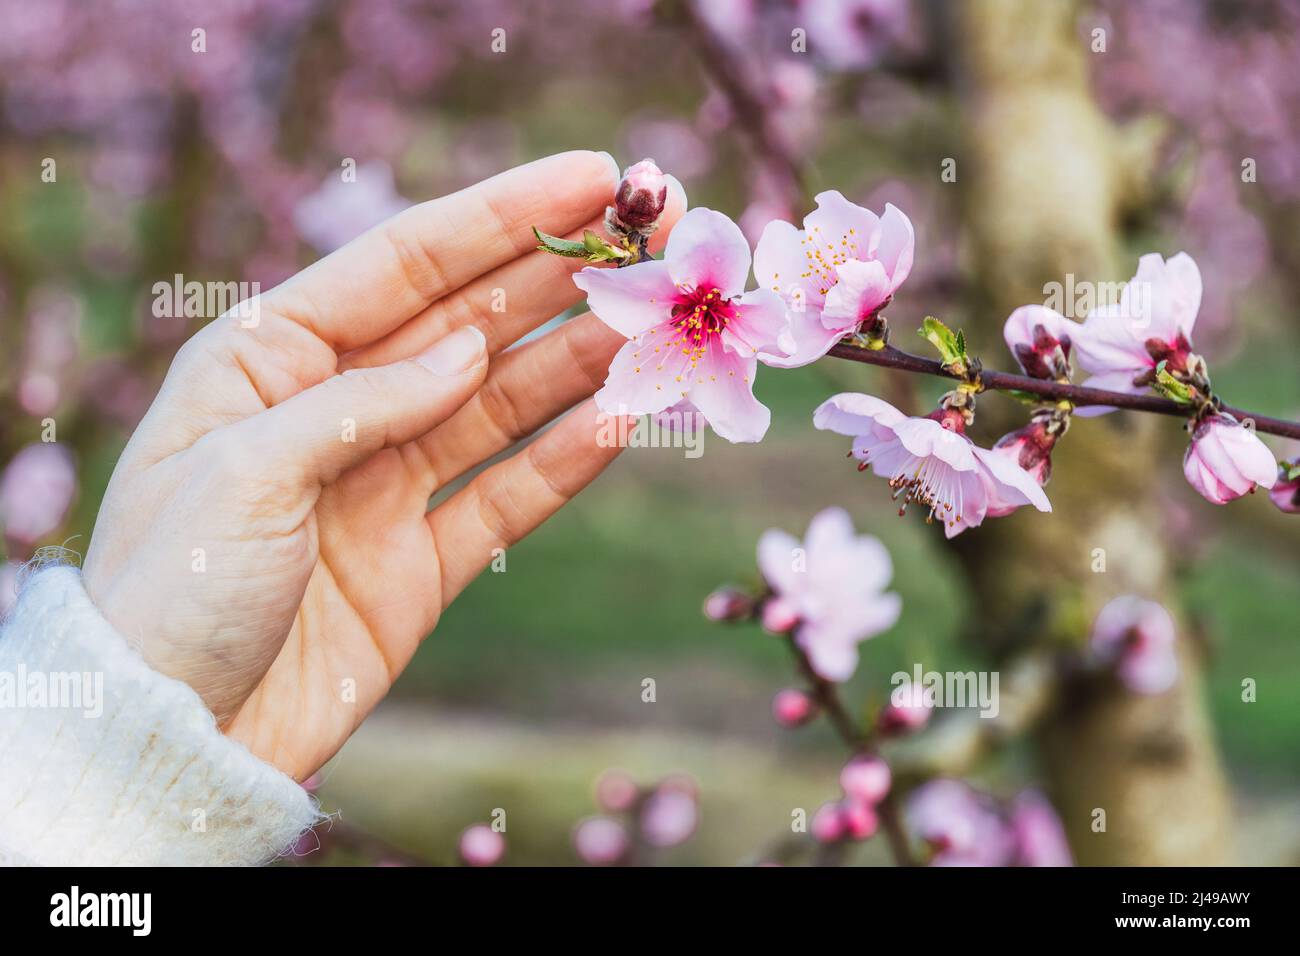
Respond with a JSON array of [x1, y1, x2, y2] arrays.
[[826, 342, 1300, 441], [784, 636, 917, 867]]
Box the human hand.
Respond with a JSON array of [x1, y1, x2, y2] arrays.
[[81, 151, 685, 781]]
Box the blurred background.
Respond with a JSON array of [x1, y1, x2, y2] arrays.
[[1, 0, 1297, 865]]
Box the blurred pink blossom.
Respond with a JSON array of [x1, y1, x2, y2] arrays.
[[756, 506, 901, 682], [457, 824, 505, 867], [0, 443, 77, 552], [594, 769, 640, 813], [293, 160, 412, 254], [639, 784, 698, 848], [573, 817, 630, 865], [1090, 596, 1179, 695], [1010, 790, 1074, 867]]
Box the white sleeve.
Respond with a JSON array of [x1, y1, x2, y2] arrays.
[[0, 566, 322, 866]]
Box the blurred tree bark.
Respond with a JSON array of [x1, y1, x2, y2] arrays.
[[944, 0, 1233, 864]]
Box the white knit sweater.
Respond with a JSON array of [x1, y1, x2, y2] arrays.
[[0, 566, 321, 865]]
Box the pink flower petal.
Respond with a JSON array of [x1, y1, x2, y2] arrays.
[[821, 258, 892, 331], [574, 260, 677, 339], [664, 206, 753, 298]]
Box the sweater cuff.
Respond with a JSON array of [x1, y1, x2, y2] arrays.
[[0, 566, 321, 865]]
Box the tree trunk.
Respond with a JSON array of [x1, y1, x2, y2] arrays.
[[948, 0, 1233, 864]]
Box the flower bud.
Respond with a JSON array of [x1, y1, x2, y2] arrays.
[[1270, 461, 1300, 514], [573, 816, 630, 865], [771, 688, 818, 727], [703, 586, 753, 622], [760, 595, 800, 634], [458, 824, 505, 866], [877, 681, 933, 735], [594, 769, 640, 812], [612, 158, 668, 234], [811, 801, 847, 844], [1183, 413, 1277, 505], [839, 755, 891, 805], [840, 798, 879, 841], [1002, 305, 1075, 381]]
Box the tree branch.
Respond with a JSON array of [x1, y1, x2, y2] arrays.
[[825, 342, 1300, 441]]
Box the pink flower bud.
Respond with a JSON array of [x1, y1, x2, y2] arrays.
[[772, 688, 818, 727], [457, 824, 505, 867], [839, 755, 891, 805], [840, 798, 879, 840], [594, 769, 640, 812], [811, 801, 846, 844], [640, 786, 698, 848], [1268, 461, 1300, 514], [703, 586, 753, 622], [1003, 305, 1076, 380], [760, 595, 800, 634], [1183, 413, 1277, 505], [573, 816, 630, 865], [877, 681, 933, 735], [614, 158, 668, 233], [986, 415, 1060, 518]]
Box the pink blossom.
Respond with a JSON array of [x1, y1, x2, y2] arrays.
[[839, 755, 891, 805], [1183, 414, 1277, 505], [292, 160, 411, 254], [573, 817, 630, 865], [804, 0, 910, 71], [594, 770, 640, 813], [984, 416, 1061, 518], [1073, 252, 1202, 415], [639, 785, 698, 848], [1010, 790, 1074, 867], [1090, 596, 1179, 695], [753, 192, 913, 367], [1270, 461, 1300, 514], [814, 394, 1051, 538], [906, 780, 1014, 867], [0, 443, 77, 550], [756, 506, 901, 682], [1002, 305, 1077, 380], [576, 207, 790, 443], [877, 680, 933, 734], [772, 688, 818, 727], [457, 824, 505, 867]]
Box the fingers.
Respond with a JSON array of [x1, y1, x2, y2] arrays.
[[428, 399, 629, 607], [337, 174, 687, 370], [226, 325, 489, 487], [417, 312, 623, 487], [263, 150, 621, 352]]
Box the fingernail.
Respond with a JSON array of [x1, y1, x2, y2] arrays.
[[594, 150, 621, 182], [416, 325, 486, 376]]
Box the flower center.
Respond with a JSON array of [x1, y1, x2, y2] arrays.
[[667, 286, 734, 363]]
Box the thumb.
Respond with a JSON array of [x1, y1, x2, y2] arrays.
[[243, 324, 488, 485]]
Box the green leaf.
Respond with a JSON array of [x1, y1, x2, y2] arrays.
[[1152, 365, 1195, 404], [1286, 461, 1300, 481], [918, 316, 967, 367], [533, 226, 589, 258]]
